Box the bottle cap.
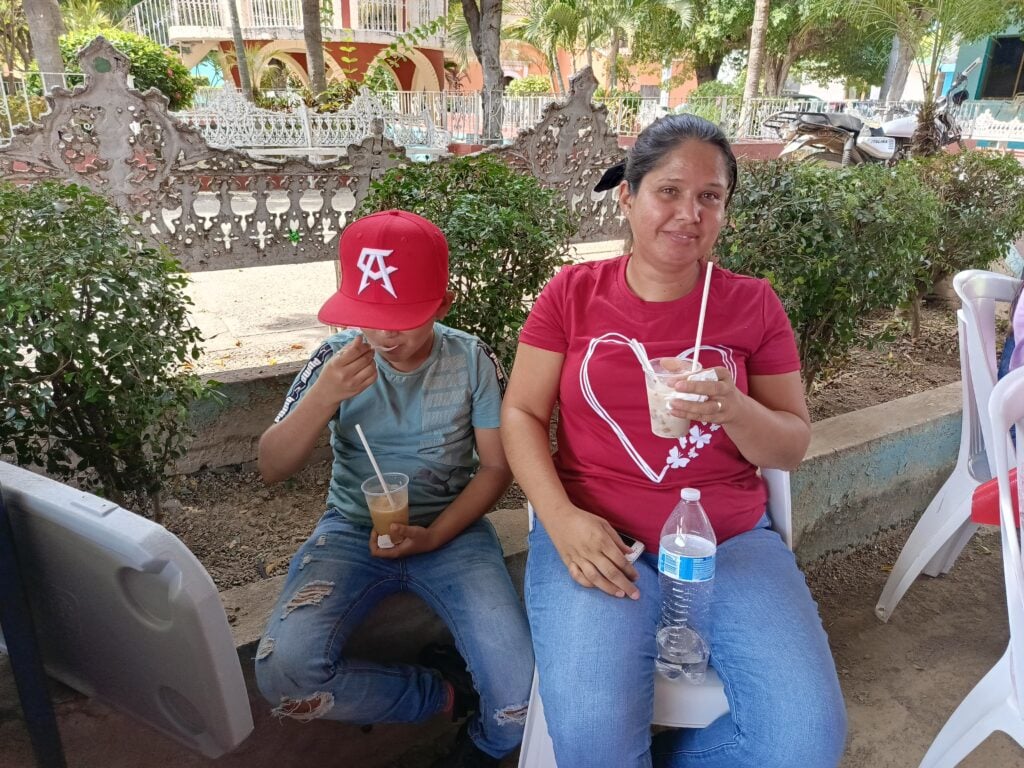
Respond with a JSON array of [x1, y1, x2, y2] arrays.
[[680, 488, 701, 501]]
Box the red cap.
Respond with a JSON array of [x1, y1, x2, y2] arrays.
[[318, 210, 449, 331]]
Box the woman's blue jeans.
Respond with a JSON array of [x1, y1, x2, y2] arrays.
[[525, 518, 847, 768], [254, 511, 534, 758]]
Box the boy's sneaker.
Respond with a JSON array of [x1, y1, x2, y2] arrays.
[[419, 642, 479, 721], [430, 722, 500, 768]]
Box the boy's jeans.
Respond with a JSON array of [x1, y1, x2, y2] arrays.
[[525, 518, 847, 768], [255, 511, 534, 758]]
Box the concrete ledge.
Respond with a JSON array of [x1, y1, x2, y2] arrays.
[[794, 381, 961, 561], [180, 362, 328, 474]]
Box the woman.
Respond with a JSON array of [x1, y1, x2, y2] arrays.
[[501, 114, 846, 768]]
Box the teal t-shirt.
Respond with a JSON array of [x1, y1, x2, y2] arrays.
[[274, 324, 506, 526]]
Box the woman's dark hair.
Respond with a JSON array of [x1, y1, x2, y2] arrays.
[[594, 114, 738, 204]]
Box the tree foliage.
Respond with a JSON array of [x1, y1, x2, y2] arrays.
[[56, 28, 195, 109], [811, 0, 1023, 152], [0, 182, 215, 511], [717, 160, 939, 390], [0, 0, 33, 75]]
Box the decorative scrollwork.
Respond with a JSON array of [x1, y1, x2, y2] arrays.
[[0, 36, 628, 270]]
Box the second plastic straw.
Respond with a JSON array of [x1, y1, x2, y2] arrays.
[[355, 423, 396, 510], [691, 262, 714, 373]]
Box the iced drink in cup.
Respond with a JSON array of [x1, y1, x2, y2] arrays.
[[361, 472, 410, 549], [645, 358, 718, 438]]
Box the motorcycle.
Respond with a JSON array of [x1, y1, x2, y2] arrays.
[[764, 58, 981, 166]]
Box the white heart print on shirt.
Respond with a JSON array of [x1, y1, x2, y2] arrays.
[[579, 333, 737, 484]]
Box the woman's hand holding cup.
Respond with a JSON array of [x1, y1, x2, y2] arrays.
[[667, 365, 743, 426]]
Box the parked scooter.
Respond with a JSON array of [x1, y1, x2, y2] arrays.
[[765, 58, 981, 166]]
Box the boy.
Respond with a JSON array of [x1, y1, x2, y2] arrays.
[[254, 210, 533, 767]]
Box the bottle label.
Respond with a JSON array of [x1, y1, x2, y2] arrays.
[[658, 551, 715, 582]]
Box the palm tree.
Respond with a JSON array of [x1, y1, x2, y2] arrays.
[[61, 0, 112, 30], [225, 0, 253, 101], [23, 0, 65, 92], [737, 0, 770, 137], [504, 0, 578, 94], [815, 0, 1019, 155], [301, 0, 326, 97]]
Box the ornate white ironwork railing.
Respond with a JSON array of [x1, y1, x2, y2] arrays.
[[171, 86, 451, 158], [173, 0, 223, 27], [121, 0, 447, 43], [356, 0, 400, 33], [122, 0, 173, 46], [250, 0, 301, 28]]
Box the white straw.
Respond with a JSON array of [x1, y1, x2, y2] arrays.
[[691, 262, 714, 373], [629, 338, 655, 373], [355, 423, 396, 510]]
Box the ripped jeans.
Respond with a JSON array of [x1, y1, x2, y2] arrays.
[[254, 510, 534, 759]]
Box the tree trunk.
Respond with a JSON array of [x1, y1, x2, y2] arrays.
[[911, 97, 941, 156], [302, 0, 327, 96], [884, 37, 913, 102], [461, 0, 504, 144], [227, 0, 253, 101], [880, 35, 899, 100], [550, 51, 565, 96], [763, 56, 782, 97], [738, 0, 770, 138], [22, 0, 65, 93], [608, 30, 620, 93]]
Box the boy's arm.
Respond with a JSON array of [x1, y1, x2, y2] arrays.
[[371, 427, 512, 558], [259, 336, 377, 484]]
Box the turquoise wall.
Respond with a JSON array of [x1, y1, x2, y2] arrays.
[[956, 25, 1023, 99]]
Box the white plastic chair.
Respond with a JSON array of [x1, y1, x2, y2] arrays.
[[876, 270, 1021, 622], [918, 366, 1024, 768], [517, 468, 793, 768]]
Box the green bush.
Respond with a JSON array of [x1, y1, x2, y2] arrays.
[[908, 151, 1024, 288], [0, 182, 214, 513], [506, 75, 553, 96], [357, 154, 576, 368], [716, 160, 940, 390], [678, 80, 741, 126], [0, 94, 47, 134], [58, 28, 195, 110]]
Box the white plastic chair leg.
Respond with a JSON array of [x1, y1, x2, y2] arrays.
[[875, 467, 976, 622], [918, 649, 1024, 768], [924, 519, 979, 578]]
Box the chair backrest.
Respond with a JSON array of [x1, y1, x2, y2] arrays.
[[0, 461, 254, 758], [526, 468, 793, 552], [987, 367, 1024, 704], [954, 270, 1022, 482]]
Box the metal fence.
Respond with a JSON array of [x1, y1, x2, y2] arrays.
[[1, 73, 89, 145], [120, 0, 447, 44], [6, 74, 1024, 150]]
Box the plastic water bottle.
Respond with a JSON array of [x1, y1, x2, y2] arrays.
[[656, 487, 716, 683]]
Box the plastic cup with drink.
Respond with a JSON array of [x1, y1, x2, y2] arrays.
[[645, 359, 718, 438], [361, 472, 410, 549], [355, 423, 410, 550], [636, 262, 719, 438]]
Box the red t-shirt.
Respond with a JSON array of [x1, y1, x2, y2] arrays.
[[519, 255, 801, 549]]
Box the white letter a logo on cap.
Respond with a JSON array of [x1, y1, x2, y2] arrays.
[[356, 248, 398, 298]]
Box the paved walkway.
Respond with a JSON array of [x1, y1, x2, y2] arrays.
[[185, 240, 624, 374]]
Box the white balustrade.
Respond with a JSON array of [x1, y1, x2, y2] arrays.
[[124, 0, 447, 39]]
